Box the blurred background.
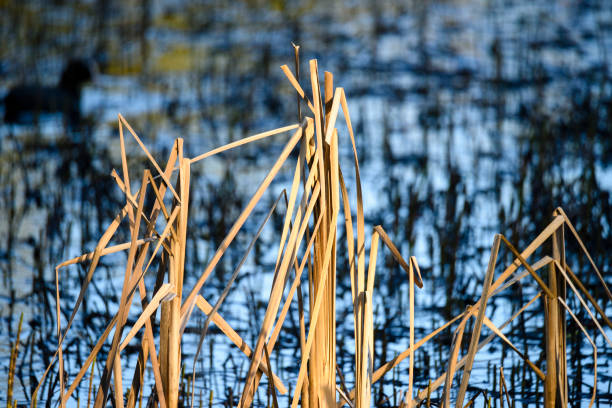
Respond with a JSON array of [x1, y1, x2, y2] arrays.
[[1, 0, 612, 406]]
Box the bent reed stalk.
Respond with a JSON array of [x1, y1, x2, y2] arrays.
[[28, 57, 610, 408]]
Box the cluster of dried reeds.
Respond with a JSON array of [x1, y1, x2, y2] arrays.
[[24, 57, 611, 408]]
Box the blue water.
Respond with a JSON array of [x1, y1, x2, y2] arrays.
[[1, 0, 612, 406]]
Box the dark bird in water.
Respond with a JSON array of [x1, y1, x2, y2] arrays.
[[3, 59, 93, 126]]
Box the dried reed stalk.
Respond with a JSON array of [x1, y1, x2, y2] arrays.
[[38, 59, 610, 408], [455, 235, 500, 407]]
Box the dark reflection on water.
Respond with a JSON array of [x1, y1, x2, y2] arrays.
[[1, 0, 612, 406]]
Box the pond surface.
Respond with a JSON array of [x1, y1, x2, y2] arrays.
[[1, 0, 612, 406]]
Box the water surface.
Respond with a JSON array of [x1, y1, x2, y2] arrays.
[[1, 0, 612, 406]]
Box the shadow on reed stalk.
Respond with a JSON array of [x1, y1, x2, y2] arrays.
[[31, 57, 610, 408]]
